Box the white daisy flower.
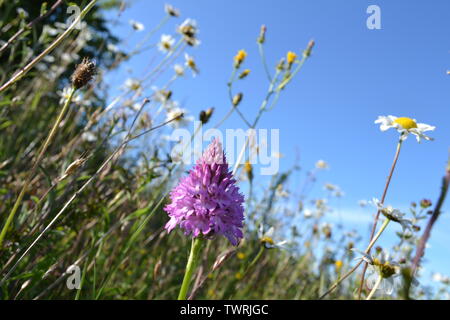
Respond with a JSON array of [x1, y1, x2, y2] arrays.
[[184, 53, 199, 76], [177, 18, 198, 37], [129, 20, 145, 31], [174, 64, 184, 76], [17, 7, 29, 19], [164, 4, 180, 17], [81, 132, 97, 142], [315, 160, 329, 169], [372, 198, 412, 230], [166, 107, 192, 128], [107, 43, 119, 53], [124, 78, 142, 92], [157, 34, 175, 53], [57, 87, 80, 105], [178, 18, 200, 46], [258, 225, 288, 249], [374, 115, 435, 142], [276, 184, 289, 198], [352, 248, 400, 295], [433, 273, 450, 285], [303, 208, 313, 218], [152, 86, 172, 105]]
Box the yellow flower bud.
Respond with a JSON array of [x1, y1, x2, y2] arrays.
[[239, 69, 251, 79], [234, 49, 247, 68]]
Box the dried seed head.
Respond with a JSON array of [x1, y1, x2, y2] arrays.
[[59, 157, 87, 181], [153, 259, 162, 279], [71, 58, 96, 89], [212, 249, 236, 271]]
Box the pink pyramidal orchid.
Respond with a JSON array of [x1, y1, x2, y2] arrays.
[[164, 138, 245, 246]]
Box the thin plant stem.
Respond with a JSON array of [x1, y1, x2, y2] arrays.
[[258, 42, 272, 82], [214, 68, 251, 128], [358, 138, 403, 298], [408, 159, 450, 296], [318, 219, 391, 299], [365, 218, 390, 253], [318, 261, 362, 299], [133, 15, 171, 53], [366, 274, 383, 300], [232, 54, 310, 176], [244, 245, 264, 277], [320, 139, 402, 300], [178, 237, 204, 300], [0, 86, 77, 248]]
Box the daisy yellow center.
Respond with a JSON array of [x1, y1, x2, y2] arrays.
[[244, 161, 252, 173], [260, 236, 274, 245], [187, 59, 195, 68], [394, 117, 417, 130]]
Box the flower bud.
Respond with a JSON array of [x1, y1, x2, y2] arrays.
[[164, 4, 180, 17], [199, 107, 214, 124], [303, 39, 315, 58], [232, 92, 243, 106], [420, 199, 432, 209], [239, 69, 251, 79], [234, 50, 247, 68], [257, 25, 266, 44]]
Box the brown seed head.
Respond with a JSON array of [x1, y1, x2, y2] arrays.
[[71, 57, 96, 89]]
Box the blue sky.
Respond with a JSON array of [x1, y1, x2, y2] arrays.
[[104, 0, 450, 290]]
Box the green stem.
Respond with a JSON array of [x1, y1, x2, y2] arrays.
[[258, 42, 272, 82], [178, 237, 204, 300], [357, 138, 403, 298], [365, 218, 391, 253], [245, 246, 264, 276], [0, 86, 76, 248], [366, 274, 383, 300]]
